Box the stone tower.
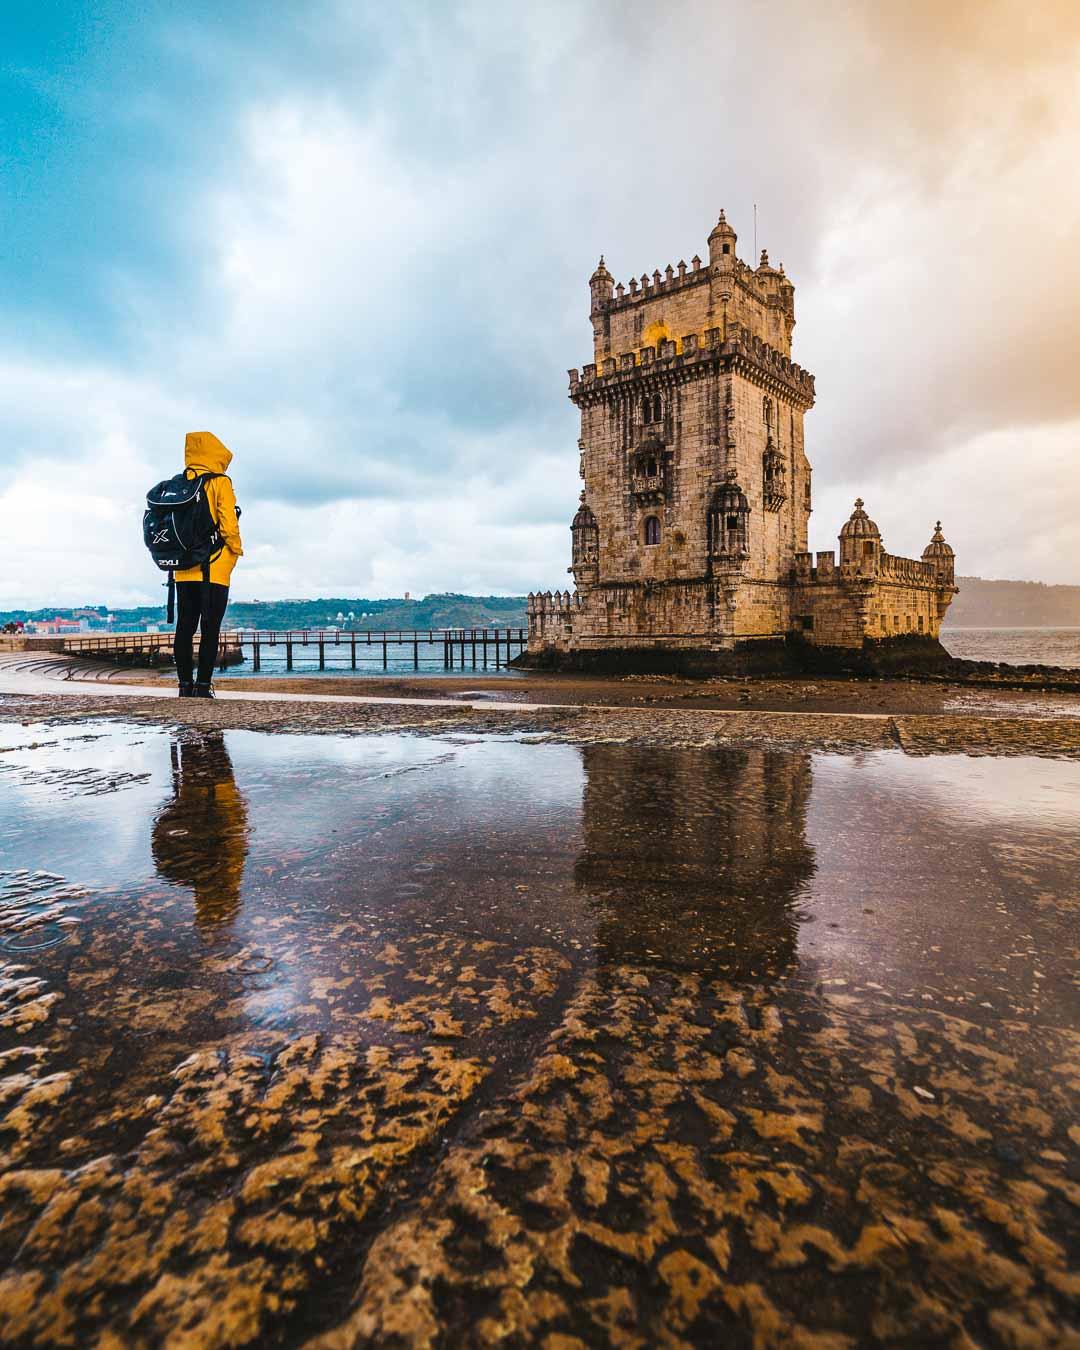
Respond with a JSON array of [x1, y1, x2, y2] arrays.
[[527, 212, 956, 663]]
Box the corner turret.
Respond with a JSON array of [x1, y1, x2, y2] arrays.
[[708, 210, 737, 272], [922, 521, 955, 587], [589, 256, 613, 314], [839, 498, 882, 571], [777, 262, 795, 329], [570, 491, 599, 588]]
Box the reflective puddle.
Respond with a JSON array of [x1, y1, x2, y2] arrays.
[[0, 720, 1077, 1346]]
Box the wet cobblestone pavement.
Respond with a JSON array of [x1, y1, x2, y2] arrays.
[[0, 698, 1077, 1346]]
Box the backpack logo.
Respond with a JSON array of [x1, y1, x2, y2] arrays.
[[152, 529, 171, 546]]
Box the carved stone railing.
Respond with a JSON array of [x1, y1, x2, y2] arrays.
[[880, 553, 937, 583], [631, 473, 667, 502]]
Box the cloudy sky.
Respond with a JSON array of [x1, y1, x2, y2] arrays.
[[3, 0, 1079, 608]]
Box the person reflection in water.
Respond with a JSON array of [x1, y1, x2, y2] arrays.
[[152, 732, 249, 933], [575, 745, 816, 979]]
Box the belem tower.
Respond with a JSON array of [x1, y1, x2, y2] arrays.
[[526, 211, 957, 665]]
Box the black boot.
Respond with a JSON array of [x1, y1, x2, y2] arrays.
[[178, 681, 195, 698], [193, 681, 216, 699]]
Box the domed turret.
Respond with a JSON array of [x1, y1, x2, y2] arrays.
[[756, 250, 781, 301], [777, 262, 795, 323], [589, 256, 613, 313], [708, 210, 737, 269], [922, 521, 955, 585], [840, 498, 880, 539], [839, 499, 882, 568], [922, 521, 952, 559]]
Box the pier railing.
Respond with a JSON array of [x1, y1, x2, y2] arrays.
[[47, 627, 528, 673], [228, 628, 529, 672]]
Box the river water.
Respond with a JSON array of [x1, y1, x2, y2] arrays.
[[198, 627, 1080, 678], [941, 626, 1080, 667], [0, 720, 1076, 1345]]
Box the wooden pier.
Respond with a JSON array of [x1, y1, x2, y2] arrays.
[[57, 633, 243, 668], [2, 628, 528, 674], [233, 628, 528, 672]]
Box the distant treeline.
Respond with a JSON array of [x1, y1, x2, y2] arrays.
[[945, 578, 1080, 628], [9, 580, 1077, 632], [0, 593, 529, 631]]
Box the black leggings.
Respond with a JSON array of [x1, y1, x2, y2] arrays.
[[174, 582, 230, 684]]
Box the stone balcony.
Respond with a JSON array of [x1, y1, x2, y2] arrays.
[[631, 472, 668, 503]]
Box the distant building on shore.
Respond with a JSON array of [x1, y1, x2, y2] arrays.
[[527, 212, 957, 663], [29, 616, 85, 635]]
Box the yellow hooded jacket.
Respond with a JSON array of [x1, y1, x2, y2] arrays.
[[175, 432, 244, 586]]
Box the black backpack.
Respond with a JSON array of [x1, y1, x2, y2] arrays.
[[143, 471, 227, 622]]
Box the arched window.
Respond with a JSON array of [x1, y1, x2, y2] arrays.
[[644, 515, 661, 546], [642, 396, 651, 424], [653, 394, 663, 424], [763, 397, 773, 431]]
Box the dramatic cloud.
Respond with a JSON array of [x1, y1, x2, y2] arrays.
[[2, 0, 1078, 606]]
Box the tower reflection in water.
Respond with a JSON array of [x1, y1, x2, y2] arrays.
[[575, 746, 816, 978], [151, 732, 249, 933]]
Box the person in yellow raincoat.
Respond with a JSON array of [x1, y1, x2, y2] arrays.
[[174, 432, 243, 697], [152, 731, 249, 932]]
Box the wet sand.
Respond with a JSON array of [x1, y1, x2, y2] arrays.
[[0, 692, 1077, 1347], [156, 668, 1080, 720]]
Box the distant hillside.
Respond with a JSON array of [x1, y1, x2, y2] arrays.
[[0, 593, 528, 631], [225, 594, 529, 631], [10, 581, 1077, 633], [945, 578, 1080, 628]]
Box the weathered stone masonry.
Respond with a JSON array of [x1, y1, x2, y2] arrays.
[[528, 212, 957, 658]]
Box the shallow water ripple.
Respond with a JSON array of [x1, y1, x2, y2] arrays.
[[0, 720, 1076, 1346]]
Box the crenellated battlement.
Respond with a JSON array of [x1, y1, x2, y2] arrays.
[[604, 257, 710, 310], [527, 590, 581, 614], [568, 320, 814, 406], [526, 590, 582, 644], [598, 253, 791, 316]]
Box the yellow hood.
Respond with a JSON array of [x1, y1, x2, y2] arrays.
[[184, 431, 233, 475]]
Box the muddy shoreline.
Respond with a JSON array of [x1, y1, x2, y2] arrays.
[[117, 666, 1080, 719]]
